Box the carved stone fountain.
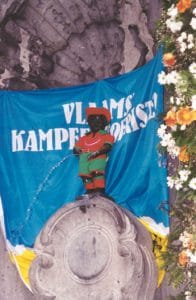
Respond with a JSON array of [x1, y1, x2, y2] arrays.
[[29, 196, 157, 300]]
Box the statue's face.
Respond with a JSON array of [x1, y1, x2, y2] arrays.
[[87, 115, 107, 133]]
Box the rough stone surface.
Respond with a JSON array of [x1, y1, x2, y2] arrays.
[[0, 0, 160, 90], [29, 196, 157, 300], [0, 0, 175, 299], [0, 0, 25, 23]]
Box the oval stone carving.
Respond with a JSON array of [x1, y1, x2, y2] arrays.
[[29, 196, 158, 300], [66, 227, 111, 282]]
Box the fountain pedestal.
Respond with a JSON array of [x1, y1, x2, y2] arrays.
[[29, 196, 157, 300]]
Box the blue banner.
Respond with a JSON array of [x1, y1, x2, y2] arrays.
[[0, 50, 169, 248]]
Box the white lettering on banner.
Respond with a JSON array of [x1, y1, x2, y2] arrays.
[[62, 102, 86, 125], [69, 128, 79, 149], [39, 129, 53, 151], [62, 94, 134, 124], [11, 128, 88, 152], [11, 92, 158, 152], [54, 128, 69, 150], [24, 131, 38, 151], [135, 104, 148, 128], [12, 130, 25, 151], [75, 102, 86, 124], [102, 94, 133, 119], [62, 103, 75, 124]]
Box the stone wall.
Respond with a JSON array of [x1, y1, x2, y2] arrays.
[[0, 0, 160, 90], [0, 1, 173, 299]]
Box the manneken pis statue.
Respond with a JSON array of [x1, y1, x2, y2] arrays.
[[73, 107, 114, 197]]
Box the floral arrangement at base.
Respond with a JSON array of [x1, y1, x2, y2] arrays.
[[155, 0, 196, 299]]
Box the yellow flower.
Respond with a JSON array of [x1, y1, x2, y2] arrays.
[[178, 250, 189, 266], [164, 110, 177, 127], [176, 106, 195, 125], [176, 0, 192, 13], [179, 146, 190, 162], [163, 53, 176, 67]]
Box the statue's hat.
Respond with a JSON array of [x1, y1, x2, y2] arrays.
[[86, 107, 111, 123]]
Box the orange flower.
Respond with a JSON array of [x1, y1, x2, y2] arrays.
[[176, 0, 192, 13], [192, 110, 196, 121], [178, 250, 189, 266], [163, 53, 176, 67], [179, 146, 190, 162], [176, 106, 195, 125], [188, 240, 195, 250], [164, 110, 177, 127]]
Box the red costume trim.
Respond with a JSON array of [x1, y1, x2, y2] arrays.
[[75, 131, 114, 152], [85, 182, 94, 190], [93, 178, 105, 188], [91, 170, 105, 175], [86, 107, 111, 122], [79, 174, 92, 178]]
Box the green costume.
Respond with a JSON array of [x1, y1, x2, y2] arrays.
[[75, 130, 114, 190]]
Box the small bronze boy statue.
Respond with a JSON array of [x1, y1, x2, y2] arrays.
[[73, 107, 114, 198]]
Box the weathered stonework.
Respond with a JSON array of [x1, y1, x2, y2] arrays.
[[0, 0, 169, 299], [29, 196, 157, 300], [0, 0, 161, 90]]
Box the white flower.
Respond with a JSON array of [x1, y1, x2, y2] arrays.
[[177, 36, 184, 44], [166, 18, 173, 29], [174, 21, 183, 32], [171, 125, 177, 131], [186, 250, 196, 264], [189, 178, 196, 190], [191, 95, 196, 110], [190, 17, 196, 30], [180, 42, 187, 53], [179, 231, 192, 247], [173, 146, 180, 156], [180, 125, 186, 130], [177, 33, 194, 52], [175, 178, 183, 190], [160, 133, 173, 147], [157, 124, 167, 138], [187, 42, 194, 49], [158, 71, 167, 85], [167, 4, 178, 18], [179, 170, 191, 182], [185, 290, 192, 300], [167, 70, 181, 84], [187, 34, 193, 42], [159, 131, 180, 157], [176, 98, 181, 105], [177, 35, 185, 44], [166, 18, 183, 33], [189, 63, 196, 78], [181, 32, 187, 39], [185, 291, 191, 296], [168, 145, 180, 158], [167, 175, 187, 190], [167, 176, 175, 188], [172, 106, 177, 112], [193, 8, 196, 16], [170, 96, 174, 104]]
